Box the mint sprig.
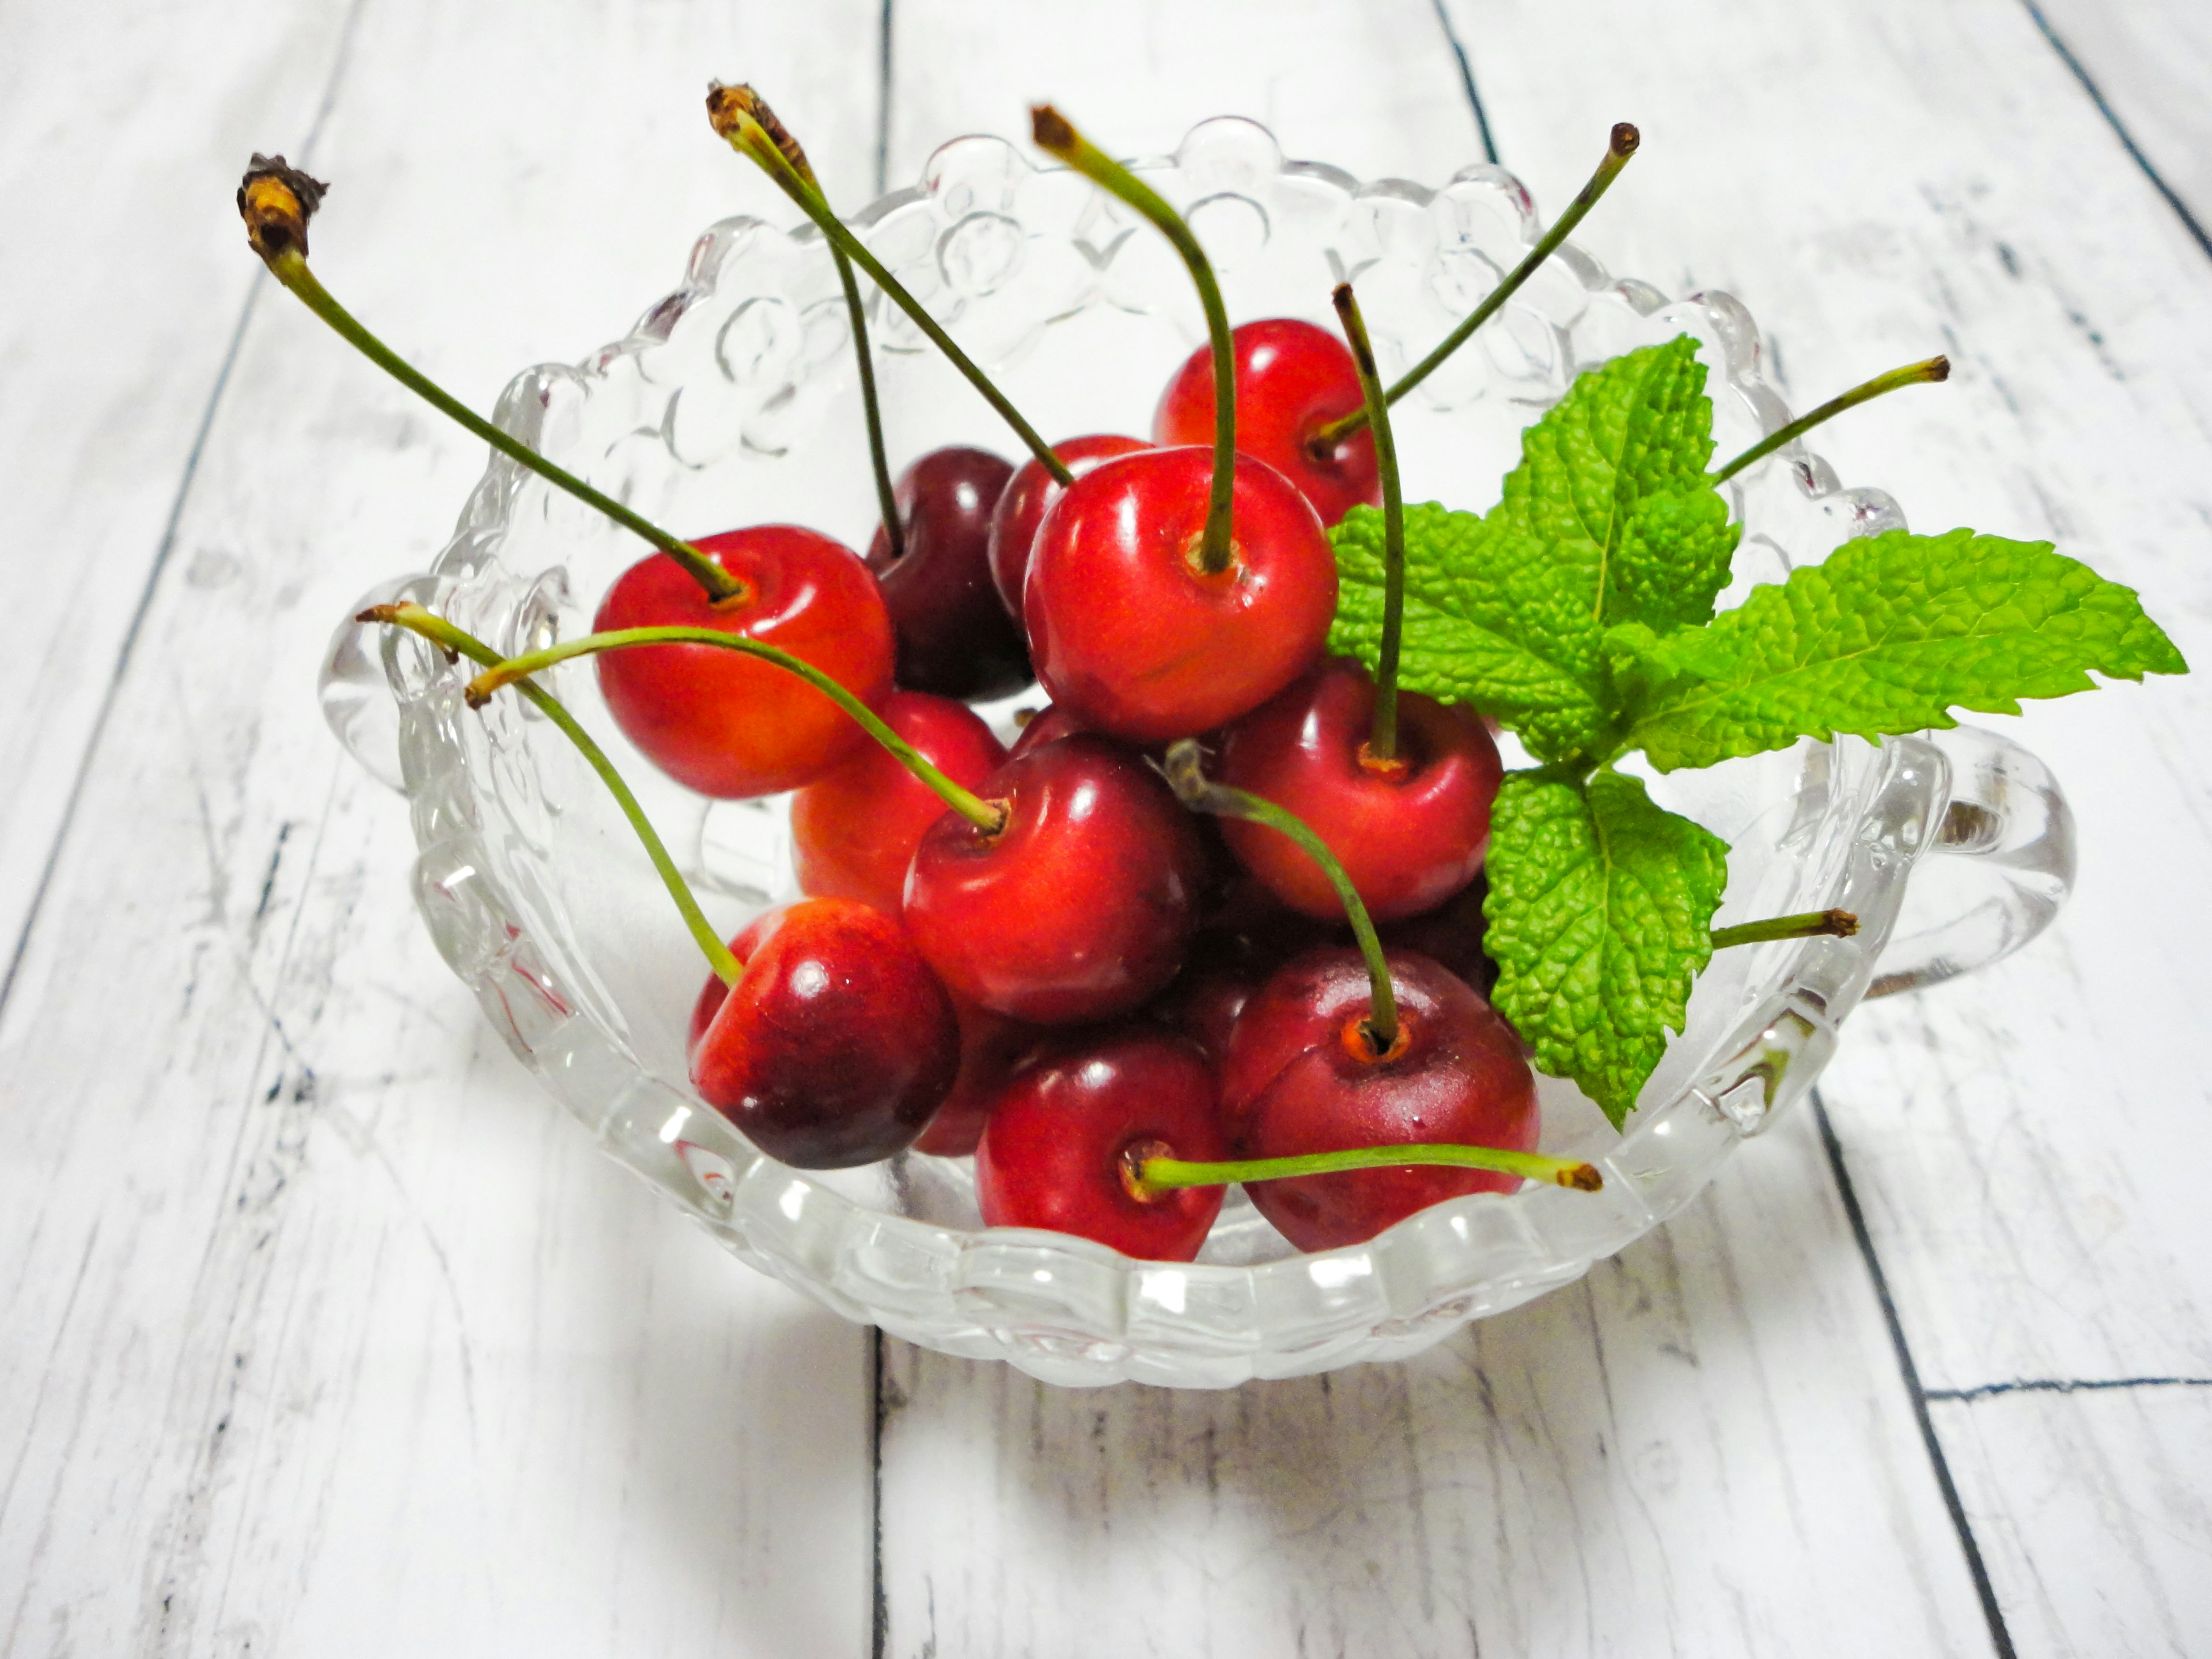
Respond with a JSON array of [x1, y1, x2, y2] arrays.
[[1327, 335, 2188, 1127]]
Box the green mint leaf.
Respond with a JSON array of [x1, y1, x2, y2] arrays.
[[1615, 527, 2191, 770], [1327, 335, 1738, 761], [1485, 768, 1730, 1128]]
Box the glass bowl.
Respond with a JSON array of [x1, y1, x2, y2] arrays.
[[318, 118, 2073, 1388]]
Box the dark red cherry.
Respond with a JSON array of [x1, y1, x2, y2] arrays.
[[975, 1024, 1229, 1261], [986, 433, 1150, 616], [1023, 446, 1337, 743], [1221, 947, 1537, 1251], [911, 998, 1041, 1157], [866, 445, 1028, 698], [1005, 701, 1088, 760], [595, 527, 894, 798], [1217, 659, 1503, 921], [791, 690, 1007, 915], [686, 899, 960, 1168], [1379, 873, 1498, 997], [1154, 319, 1379, 527], [904, 735, 1206, 1024]]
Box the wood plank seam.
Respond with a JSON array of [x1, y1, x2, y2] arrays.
[[1427, 0, 1500, 165], [1816, 1093, 2020, 1659], [875, 0, 894, 195], [2017, 0, 2212, 260], [1927, 1377, 2212, 1403]]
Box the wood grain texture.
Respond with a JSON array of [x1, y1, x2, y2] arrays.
[[0, 1, 887, 1651]]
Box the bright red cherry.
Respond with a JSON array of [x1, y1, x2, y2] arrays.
[[911, 999, 1041, 1157], [594, 527, 894, 798], [975, 1024, 1229, 1260], [904, 734, 1206, 1024], [791, 690, 1007, 914], [686, 899, 960, 1169], [1154, 319, 1379, 527], [1221, 947, 1537, 1251], [986, 433, 1150, 616], [1217, 659, 1502, 921], [866, 445, 1028, 699], [1023, 447, 1338, 743]]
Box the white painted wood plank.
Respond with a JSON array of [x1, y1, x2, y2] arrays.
[[880, 1110, 1994, 1658], [0, 0, 888, 1650], [2029, 0, 2212, 241], [1438, 0, 2212, 1392], [1931, 1385, 2212, 1659]]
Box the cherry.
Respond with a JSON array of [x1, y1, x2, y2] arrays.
[[1023, 446, 1338, 742], [866, 445, 1028, 699], [911, 999, 1041, 1157], [594, 526, 895, 798], [1154, 319, 1378, 527], [1378, 872, 1498, 997], [1222, 946, 1538, 1250], [987, 433, 1150, 616], [1005, 701, 1088, 760], [1217, 659, 1502, 921], [686, 899, 960, 1169], [975, 1024, 1229, 1261], [791, 689, 1007, 914], [904, 734, 1206, 1024]]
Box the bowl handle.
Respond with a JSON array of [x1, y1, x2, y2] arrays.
[[1866, 724, 2075, 998], [319, 579, 423, 792]]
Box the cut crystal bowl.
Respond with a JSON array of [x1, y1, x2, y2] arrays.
[[319, 118, 2074, 1388]]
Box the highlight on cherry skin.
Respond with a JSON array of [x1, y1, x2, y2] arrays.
[[865, 445, 1028, 700], [594, 524, 895, 798]]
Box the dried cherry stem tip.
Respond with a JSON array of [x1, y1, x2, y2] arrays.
[[1031, 105, 1236, 575], [236, 158, 743, 605], [1331, 282, 1406, 763], [356, 604, 744, 987], [710, 85, 1073, 488], [1712, 357, 1949, 486], [1709, 908, 1858, 949], [471, 627, 1007, 834], [1163, 740, 1397, 1050], [1127, 1143, 1604, 1199], [1311, 121, 1639, 446]]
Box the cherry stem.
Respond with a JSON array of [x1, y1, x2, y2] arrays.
[[1332, 282, 1406, 763], [1709, 908, 1858, 949], [709, 86, 1073, 488], [469, 627, 1007, 834], [236, 166, 741, 604], [1711, 357, 1949, 486], [1162, 740, 1397, 1051], [1312, 122, 1639, 447], [1031, 105, 1236, 575], [359, 604, 744, 987], [1131, 1143, 1603, 1197]]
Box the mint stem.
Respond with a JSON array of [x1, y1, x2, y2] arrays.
[[1709, 908, 1858, 949], [1031, 105, 1237, 575], [1332, 281, 1407, 762], [1131, 1142, 1603, 1196], [1711, 357, 1949, 486], [360, 604, 745, 987]]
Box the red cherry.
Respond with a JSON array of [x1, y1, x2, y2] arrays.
[[1221, 947, 1537, 1251], [865, 445, 1028, 699], [791, 690, 1007, 914], [1378, 873, 1498, 998], [1023, 447, 1338, 743], [686, 899, 960, 1168], [986, 433, 1150, 616], [904, 734, 1206, 1024], [1216, 659, 1502, 921], [911, 999, 1041, 1157], [1154, 319, 1379, 527], [1005, 702, 1087, 760], [594, 527, 894, 798], [975, 1024, 1228, 1260]]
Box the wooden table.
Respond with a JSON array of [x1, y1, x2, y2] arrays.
[[4, 1, 2208, 1652]]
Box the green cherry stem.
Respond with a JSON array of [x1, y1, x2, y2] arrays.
[[1162, 740, 1398, 1051], [236, 158, 744, 605], [359, 603, 744, 987], [1129, 1142, 1604, 1198], [1709, 908, 1858, 949], [1711, 357, 1950, 486], [1331, 281, 1407, 763], [699, 87, 903, 557], [468, 627, 1007, 833], [709, 86, 1074, 489], [1031, 105, 1237, 575], [1310, 122, 1639, 448]]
